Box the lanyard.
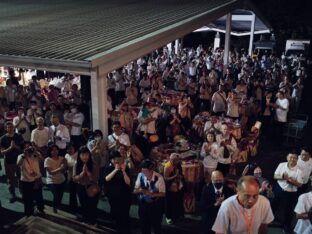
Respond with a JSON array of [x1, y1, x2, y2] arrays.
[[25, 157, 35, 171], [240, 206, 255, 234]]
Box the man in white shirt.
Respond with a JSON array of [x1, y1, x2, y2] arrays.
[[31, 117, 49, 156], [211, 85, 227, 116], [274, 91, 289, 145], [49, 115, 70, 156], [297, 147, 312, 194], [294, 190, 312, 234], [13, 107, 31, 142], [107, 121, 131, 150], [65, 104, 84, 150], [134, 159, 166, 234], [212, 176, 274, 234], [26, 100, 43, 131], [114, 69, 126, 106], [273, 153, 304, 233]]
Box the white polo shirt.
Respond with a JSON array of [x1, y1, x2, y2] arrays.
[[294, 192, 312, 234], [107, 132, 130, 149], [212, 195, 274, 234], [70, 112, 84, 136], [274, 162, 304, 192], [297, 157, 312, 184], [275, 98, 289, 122], [31, 127, 49, 148]]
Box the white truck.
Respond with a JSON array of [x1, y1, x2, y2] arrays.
[[285, 39, 310, 59]]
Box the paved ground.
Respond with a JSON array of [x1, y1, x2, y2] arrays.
[[0, 137, 287, 234]]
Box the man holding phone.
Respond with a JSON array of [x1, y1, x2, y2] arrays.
[[0, 121, 24, 202]]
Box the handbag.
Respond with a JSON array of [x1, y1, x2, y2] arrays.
[[149, 134, 159, 143], [85, 183, 100, 198]]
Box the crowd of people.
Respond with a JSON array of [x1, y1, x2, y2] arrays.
[[0, 43, 311, 234]]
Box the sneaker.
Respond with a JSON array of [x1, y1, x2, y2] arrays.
[[166, 218, 173, 225], [35, 209, 46, 216]]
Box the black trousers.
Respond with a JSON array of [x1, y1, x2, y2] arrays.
[[108, 195, 131, 234], [274, 121, 285, 145], [71, 135, 84, 150], [297, 182, 309, 196], [68, 180, 78, 210], [165, 190, 184, 221], [138, 199, 164, 234], [48, 183, 64, 211], [21, 180, 44, 216], [272, 185, 298, 230], [115, 90, 125, 106], [77, 184, 99, 225]]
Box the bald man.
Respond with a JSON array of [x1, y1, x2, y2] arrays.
[[212, 176, 274, 234], [200, 170, 235, 234]]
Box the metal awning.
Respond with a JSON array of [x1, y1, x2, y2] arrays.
[[194, 9, 271, 36], [0, 0, 246, 74]]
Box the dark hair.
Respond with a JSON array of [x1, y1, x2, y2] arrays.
[[66, 143, 75, 151], [75, 146, 93, 174], [140, 159, 154, 169], [93, 129, 103, 138], [112, 121, 121, 127], [5, 121, 13, 128], [301, 146, 311, 154], [47, 144, 59, 157], [109, 150, 121, 161]]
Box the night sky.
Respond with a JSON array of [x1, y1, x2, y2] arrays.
[[251, 0, 312, 53]]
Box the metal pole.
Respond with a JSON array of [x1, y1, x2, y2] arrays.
[[248, 13, 256, 56]]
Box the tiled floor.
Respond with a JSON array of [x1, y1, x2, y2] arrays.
[[0, 157, 286, 234]]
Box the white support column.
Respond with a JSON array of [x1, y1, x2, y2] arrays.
[[223, 13, 232, 68], [248, 13, 256, 56], [175, 39, 179, 56], [167, 42, 172, 54], [214, 32, 221, 51], [91, 67, 108, 138]]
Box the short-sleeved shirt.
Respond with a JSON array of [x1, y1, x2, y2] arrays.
[[135, 171, 166, 202], [69, 112, 84, 136], [294, 192, 312, 234], [44, 157, 66, 184], [212, 195, 274, 234], [31, 127, 49, 148], [108, 132, 130, 149], [275, 98, 289, 122], [274, 162, 304, 192], [303, 225, 312, 234], [0, 133, 24, 164], [104, 164, 132, 198], [297, 157, 312, 184], [212, 91, 227, 113], [17, 154, 42, 182]]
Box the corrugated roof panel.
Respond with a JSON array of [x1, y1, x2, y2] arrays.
[[0, 0, 235, 62]]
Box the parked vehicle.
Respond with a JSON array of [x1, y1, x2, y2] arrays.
[[285, 39, 310, 59]]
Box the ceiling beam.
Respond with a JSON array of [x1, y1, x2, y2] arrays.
[[89, 0, 244, 75], [0, 55, 91, 75]]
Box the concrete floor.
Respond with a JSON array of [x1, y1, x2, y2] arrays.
[[0, 140, 286, 234]]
